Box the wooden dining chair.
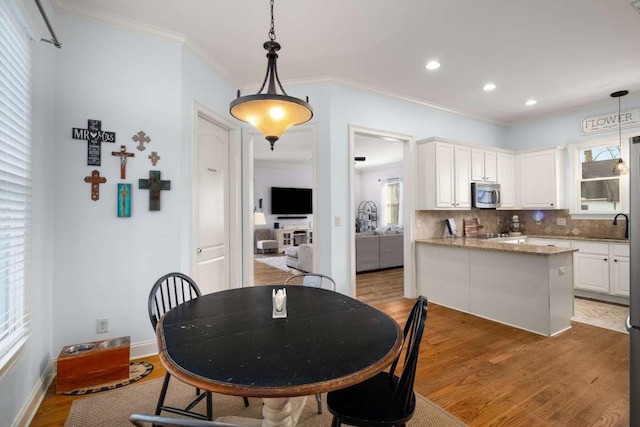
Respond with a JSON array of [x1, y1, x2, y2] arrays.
[[326, 296, 429, 427], [284, 273, 336, 290], [284, 272, 337, 414], [148, 272, 249, 421]]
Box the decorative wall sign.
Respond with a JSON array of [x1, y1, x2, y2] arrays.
[[111, 145, 135, 179], [139, 170, 171, 211], [72, 119, 116, 166], [148, 151, 160, 166], [581, 107, 640, 135], [117, 183, 132, 217], [132, 131, 151, 151], [84, 170, 107, 201]]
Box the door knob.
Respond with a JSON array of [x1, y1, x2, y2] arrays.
[[197, 248, 202, 254]]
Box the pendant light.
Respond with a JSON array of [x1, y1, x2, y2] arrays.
[[229, 0, 313, 151], [611, 90, 629, 175]]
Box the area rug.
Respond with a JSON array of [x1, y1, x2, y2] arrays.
[[572, 297, 629, 334], [63, 362, 154, 395], [255, 256, 297, 273], [64, 377, 467, 427]]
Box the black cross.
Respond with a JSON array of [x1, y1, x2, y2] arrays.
[[139, 170, 171, 211], [72, 119, 116, 166]]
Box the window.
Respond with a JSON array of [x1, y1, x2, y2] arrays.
[[570, 139, 628, 216], [384, 179, 401, 226], [0, 0, 31, 368]]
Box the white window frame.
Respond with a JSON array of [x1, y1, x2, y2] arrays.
[[0, 0, 32, 372], [380, 178, 403, 228], [568, 135, 630, 219]]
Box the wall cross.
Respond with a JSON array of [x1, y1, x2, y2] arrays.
[[111, 145, 135, 179], [84, 170, 107, 201], [72, 119, 116, 166], [139, 170, 171, 211]]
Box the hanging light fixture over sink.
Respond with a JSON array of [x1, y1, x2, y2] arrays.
[[611, 90, 629, 175], [229, 0, 313, 151]]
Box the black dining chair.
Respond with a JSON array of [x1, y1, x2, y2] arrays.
[[326, 296, 429, 427], [284, 272, 336, 414], [148, 272, 249, 421]]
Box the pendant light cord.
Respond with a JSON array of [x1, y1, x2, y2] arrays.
[[618, 96, 622, 152], [269, 0, 276, 41]]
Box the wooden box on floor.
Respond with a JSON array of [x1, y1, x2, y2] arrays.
[[56, 336, 130, 393]]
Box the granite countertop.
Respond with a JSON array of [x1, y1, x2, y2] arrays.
[[522, 234, 628, 244], [415, 237, 578, 256]]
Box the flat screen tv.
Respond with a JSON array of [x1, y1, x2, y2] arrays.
[[271, 187, 312, 215]]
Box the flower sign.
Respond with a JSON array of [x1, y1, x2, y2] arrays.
[[581, 107, 640, 135]]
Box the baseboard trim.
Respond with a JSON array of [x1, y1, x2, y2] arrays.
[[130, 339, 158, 360], [14, 360, 55, 427]]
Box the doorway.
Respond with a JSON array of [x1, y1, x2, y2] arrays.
[[193, 110, 239, 294], [249, 126, 317, 285], [349, 126, 415, 299]]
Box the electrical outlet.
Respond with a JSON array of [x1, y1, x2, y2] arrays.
[[335, 216, 341, 226], [557, 217, 567, 226], [96, 318, 109, 334]]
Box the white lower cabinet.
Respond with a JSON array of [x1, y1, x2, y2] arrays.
[[572, 241, 629, 299], [610, 243, 630, 297], [573, 242, 610, 293]]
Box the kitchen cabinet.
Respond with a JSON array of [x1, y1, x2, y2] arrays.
[[610, 243, 630, 297], [471, 149, 497, 182], [519, 148, 564, 209], [572, 241, 630, 300], [496, 153, 516, 209], [573, 241, 610, 293], [418, 140, 471, 210]]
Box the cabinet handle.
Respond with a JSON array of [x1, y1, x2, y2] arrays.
[[550, 203, 554, 206], [614, 259, 618, 262], [604, 258, 608, 261]]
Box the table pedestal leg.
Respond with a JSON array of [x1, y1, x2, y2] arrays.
[[261, 396, 308, 427]]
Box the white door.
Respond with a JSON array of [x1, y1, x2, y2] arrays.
[[196, 115, 230, 294]]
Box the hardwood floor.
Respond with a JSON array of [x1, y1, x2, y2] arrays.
[[30, 258, 629, 426]]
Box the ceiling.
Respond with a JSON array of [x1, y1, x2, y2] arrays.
[[52, 0, 640, 166]]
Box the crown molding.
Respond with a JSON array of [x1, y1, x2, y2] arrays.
[[52, 0, 186, 44]]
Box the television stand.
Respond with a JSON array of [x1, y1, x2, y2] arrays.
[[277, 216, 307, 219], [275, 228, 313, 253]]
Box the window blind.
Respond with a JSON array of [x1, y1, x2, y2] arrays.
[[0, 0, 32, 369]]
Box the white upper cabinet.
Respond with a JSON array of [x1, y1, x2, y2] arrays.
[[471, 149, 497, 182], [518, 148, 564, 209], [496, 153, 516, 209], [418, 140, 471, 210]]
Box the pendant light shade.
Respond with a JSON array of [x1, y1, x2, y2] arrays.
[[229, 1, 312, 151], [611, 90, 629, 176]]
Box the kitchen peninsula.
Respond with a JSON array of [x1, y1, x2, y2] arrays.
[[416, 238, 577, 337]]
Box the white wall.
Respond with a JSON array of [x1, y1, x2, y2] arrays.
[[508, 92, 640, 151]]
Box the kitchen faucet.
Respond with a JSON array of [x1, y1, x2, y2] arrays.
[[613, 213, 629, 239]]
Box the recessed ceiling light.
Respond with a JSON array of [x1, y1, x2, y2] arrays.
[[525, 99, 537, 106], [483, 83, 497, 91], [426, 60, 441, 70]]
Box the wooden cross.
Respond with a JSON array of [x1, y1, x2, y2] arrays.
[[132, 131, 151, 151], [72, 119, 116, 166], [84, 170, 107, 201], [111, 145, 135, 179], [148, 151, 160, 166], [139, 170, 171, 211]]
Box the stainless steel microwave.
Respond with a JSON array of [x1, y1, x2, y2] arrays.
[[472, 182, 501, 209]]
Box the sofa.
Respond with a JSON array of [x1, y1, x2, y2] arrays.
[[356, 231, 403, 272], [285, 243, 313, 272]]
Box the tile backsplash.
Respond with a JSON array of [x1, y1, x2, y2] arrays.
[[415, 209, 628, 240]]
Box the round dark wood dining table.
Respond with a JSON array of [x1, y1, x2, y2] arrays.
[[156, 285, 402, 427]]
